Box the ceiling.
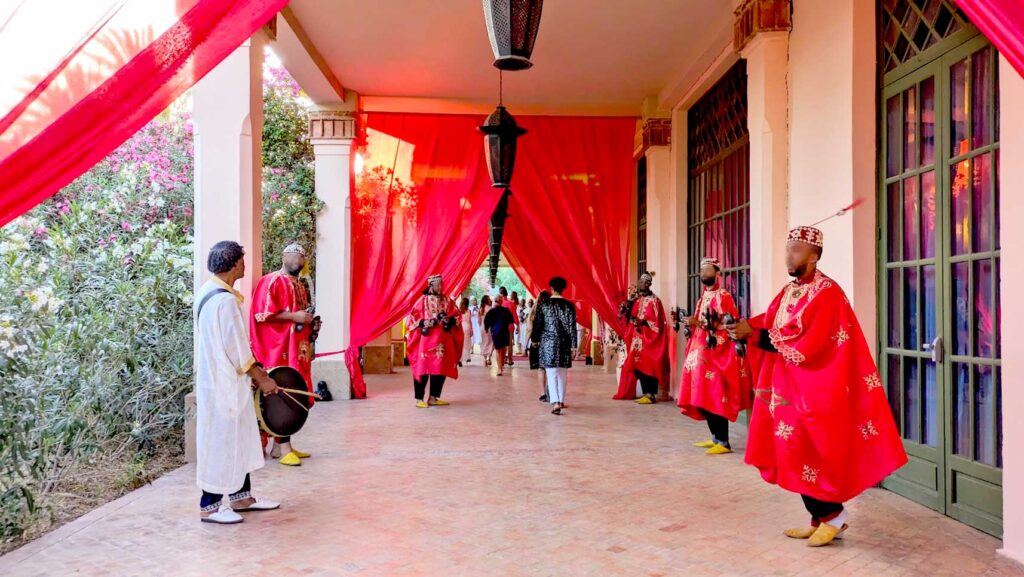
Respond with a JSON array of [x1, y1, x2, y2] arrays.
[[286, 0, 736, 116]]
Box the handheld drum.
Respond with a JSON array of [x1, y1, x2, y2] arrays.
[[254, 366, 321, 438]]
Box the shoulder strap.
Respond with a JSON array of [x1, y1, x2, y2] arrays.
[[196, 288, 230, 320]]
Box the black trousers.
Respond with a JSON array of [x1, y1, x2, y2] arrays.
[[636, 371, 659, 397], [801, 494, 844, 522], [414, 374, 447, 400], [699, 408, 730, 446], [200, 474, 250, 509]]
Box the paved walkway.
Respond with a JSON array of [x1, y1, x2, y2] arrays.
[[2, 360, 1021, 577]]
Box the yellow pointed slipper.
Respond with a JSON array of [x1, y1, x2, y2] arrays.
[[634, 396, 654, 405], [705, 444, 733, 455], [693, 440, 716, 448], [784, 526, 817, 539], [416, 401, 429, 408], [292, 449, 311, 459], [807, 523, 848, 547], [429, 399, 450, 406], [279, 451, 302, 466]]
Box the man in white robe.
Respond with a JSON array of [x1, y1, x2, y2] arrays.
[[195, 241, 281, 524]]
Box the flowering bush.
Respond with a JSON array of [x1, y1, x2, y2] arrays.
[[0, 61, 316, 548], [261, 63, 322, 275], [0, 102, 195, 542]]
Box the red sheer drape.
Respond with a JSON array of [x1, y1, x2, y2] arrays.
[[955, 0, 1024, 77], [345, 113, 634, 396], [347, 113, 504, 397], [510, 116, 635, 337], [0, 0, 288, 227], [503, 217, 593, 322]]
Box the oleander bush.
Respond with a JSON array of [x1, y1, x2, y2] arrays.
[[0, 62, 320, 548]]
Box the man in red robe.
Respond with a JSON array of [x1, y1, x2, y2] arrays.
[[406, 274, 463, 408], [250, 243, 319, 467], [677, 257, 752, 455], [727, 227, 907, 547], [613, 271, 670, 403]]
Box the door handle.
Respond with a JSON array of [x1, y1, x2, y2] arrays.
[[921, 336, 944, 363]]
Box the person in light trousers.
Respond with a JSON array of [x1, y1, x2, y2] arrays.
[[530, 276, 577, 415]]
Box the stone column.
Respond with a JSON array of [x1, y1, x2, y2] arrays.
[[308, 110, 356, 399], [669, 108, 689, 401], [636, 115, 674, 400], [193, 35, 265, 308], [648, 140, 674, 400], [741, 31, 791, 313], [187, 33, 265, 462]]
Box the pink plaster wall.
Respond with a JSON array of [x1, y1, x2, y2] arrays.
[[998, 55, 1024, 565], [787, 0, 877, 355]]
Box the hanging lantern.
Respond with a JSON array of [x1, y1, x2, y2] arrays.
[[488, 188, 512, 285], [482, 0, 544, 71], [480, 105, 526, 188]]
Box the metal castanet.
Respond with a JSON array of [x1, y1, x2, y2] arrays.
[[722, 313, 747, 358]]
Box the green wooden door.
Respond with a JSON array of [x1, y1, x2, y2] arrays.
[[879, 33, 1002, 537]]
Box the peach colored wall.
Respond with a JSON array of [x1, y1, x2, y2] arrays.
[[787, 0, 877, 355], [998, 55, 1024, 565]]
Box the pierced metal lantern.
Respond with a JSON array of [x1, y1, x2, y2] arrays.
[[482, 0, 544, 71], [480, 105, 527, 188], [488, 188, 512, 285]]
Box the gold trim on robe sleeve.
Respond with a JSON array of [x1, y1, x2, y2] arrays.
[[237, 356, 257, 375]]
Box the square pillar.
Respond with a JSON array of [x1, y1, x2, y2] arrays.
[[742, 31, 790, 314], [188, 33, 265, 463], [638, 115, 674, 400], [308, 110, 356, 399], [668, 108, 689, 400], [193, 35, 265, 308], [787, 0, 877, 353], [998, 55, 1024, 566]]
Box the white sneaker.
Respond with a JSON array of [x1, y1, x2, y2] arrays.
[[232, 497, 281, 512], [201, 504, 243, 524]]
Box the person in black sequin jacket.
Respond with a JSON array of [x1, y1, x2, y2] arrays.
[[530, 277, 578, 414]]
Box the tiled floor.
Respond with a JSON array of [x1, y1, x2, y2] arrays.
[[2, 359, 1021, 577]]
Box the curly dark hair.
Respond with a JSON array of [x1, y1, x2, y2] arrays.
[[207, 241, 245, 274]]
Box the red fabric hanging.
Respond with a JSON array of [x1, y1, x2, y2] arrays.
[[502, 215, 592, 321], [509, 116, 636, 338], [0, 0, 288, 227], [346, 113, 634, 397], [347, 113, 504, 397], [954, 0, 1024, 78]]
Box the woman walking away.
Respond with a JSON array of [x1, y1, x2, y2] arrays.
[[459, 297, 474, 365], [529, 292, 551, 401], [531, 277, 577, 415], [479, 295, 495, 367], [484, 295, 515, 376]]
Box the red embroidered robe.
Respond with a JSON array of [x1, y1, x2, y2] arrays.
[[250, 271, 314, 397], [406, 293, 464, 380], [745, 271, 907, 503], [677, 283, 752, 421], [613, 293, 671, 399]]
